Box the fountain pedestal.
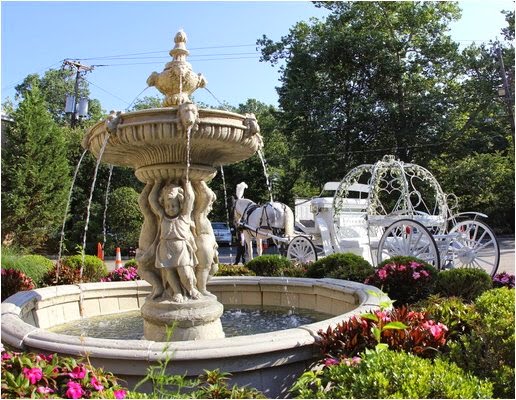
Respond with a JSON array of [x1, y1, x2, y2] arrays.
[[82, 30, 263, 342], [142, 296, 224, 341]]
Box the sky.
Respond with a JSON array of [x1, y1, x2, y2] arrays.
[[1, 0, 514, 113]]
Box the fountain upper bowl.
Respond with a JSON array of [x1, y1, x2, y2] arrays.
[[83, 107, 262, 182]]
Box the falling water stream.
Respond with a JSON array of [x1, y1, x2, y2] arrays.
[[125, 86, 150, 111], [219, 166, 233, 260], [56, 148, 88, 278], [257, 149, 273, 203], [102, 165, 114, 248], [81, 134, 111, 280]]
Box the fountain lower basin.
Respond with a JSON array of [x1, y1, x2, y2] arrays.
[[1, 277, 387, 398]]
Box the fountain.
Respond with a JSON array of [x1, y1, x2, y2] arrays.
[[1, 31, 388, 397]]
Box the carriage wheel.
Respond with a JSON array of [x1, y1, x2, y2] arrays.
[[448, 220, 499, 277], [287, 236, 318, 264], [377, 219, 440, 269]]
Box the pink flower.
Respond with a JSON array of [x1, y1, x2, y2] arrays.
[[36, 353, 53, 362], [377, 269, 388, 280], [22, 367, 43, 384], [422, 320, 448, 340], [69, 365, 87, 379], [420, 270, 429, 277], [1, 352, 12, 360], [323, 357, 339, 366], [66, 381, 84, 399], [397, 264, 406, 271], [114, 389, 127, 399], [91, 376, 104, 391], [37, 386, 54, 394], [412, 272, 421, 280]]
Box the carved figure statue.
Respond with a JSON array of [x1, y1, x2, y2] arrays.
[[192, 181, 219, 295], [135, 183, 164, 300], [149, 179, 201, 303], [105, 110, 122, 133]]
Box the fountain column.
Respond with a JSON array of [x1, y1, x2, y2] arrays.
[[82, 30, 263, 341]]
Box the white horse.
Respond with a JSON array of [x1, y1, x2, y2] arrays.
[[233, 182, 294, 261]]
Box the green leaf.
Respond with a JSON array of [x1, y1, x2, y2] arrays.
[[383, 321, 409, 330], [361, 313, 379, 322]]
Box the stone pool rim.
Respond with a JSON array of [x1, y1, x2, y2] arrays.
[[1, 276, 388, 397]]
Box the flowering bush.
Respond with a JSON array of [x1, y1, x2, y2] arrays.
[[318, 306, 448, 360], [365, 256, 438, 304], [102, 266, 140, 282], [492, 271, 515, 289], [1, 268, 36, 301], [1, 350, 127, 399]]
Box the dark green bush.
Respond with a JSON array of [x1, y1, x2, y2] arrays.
[[435, 268, 493, 302], [445, 288, 515, 398], [365, 256, 438, 305], [290, 349, 493, 399], [306, 253, 374, 282], [215, 264, 256, 276], [414, 295, 476, 340], [245, 255, 292, 276], [61, 255, 107, 282]]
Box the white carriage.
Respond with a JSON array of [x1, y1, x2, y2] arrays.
[[288, 155, 500, 276]]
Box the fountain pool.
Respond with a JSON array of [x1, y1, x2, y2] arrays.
[[1, 277, 386, 397]]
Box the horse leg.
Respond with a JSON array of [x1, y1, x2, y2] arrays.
[[256, 238, 263, 257], [245, 232, 254, 261]]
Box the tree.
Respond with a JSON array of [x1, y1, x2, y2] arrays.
[[258, 1, 462, 185], [1, 85, 71, 250], [106, 186, 143, 250]]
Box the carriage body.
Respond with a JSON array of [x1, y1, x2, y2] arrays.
[[290, 155, 500, 276]]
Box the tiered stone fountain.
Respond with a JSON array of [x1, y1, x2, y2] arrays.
[[83, 30, 263, 341], [1, 31, 387, 397]]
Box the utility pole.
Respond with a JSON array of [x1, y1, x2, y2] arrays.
[[62, 60, 94, 127], [495, 46, 515, 136]]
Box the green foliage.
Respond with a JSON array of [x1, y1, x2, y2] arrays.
[[445, 288, 515, 398], [245, 255, 292, 276], [1, 269, 36, 301], [414, 295, 475, 340], [318, 306, 448, 360], [435, 268, 493, 302], [1, 85, 71, 251], [365, 256, 438, 305], [215, 264, 256, 276], [61, 255, 107, 282], [4, 255, 54, 286], [124, 259, 138, 268], [1, 350, 127, 399], [290, 348, 493, 399], [430, 152, 514, 232], [106, 187, 143, 249], [306, 253, 374, 282]]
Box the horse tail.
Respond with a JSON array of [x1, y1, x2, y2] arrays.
[[283, 204, 295, 238]]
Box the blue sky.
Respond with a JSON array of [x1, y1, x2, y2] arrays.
[[1, 1, 514, 113]]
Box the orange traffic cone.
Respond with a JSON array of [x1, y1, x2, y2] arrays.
[[97, 242, 104, 261], [115, 247, 123, 268]]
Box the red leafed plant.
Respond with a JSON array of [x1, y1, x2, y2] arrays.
[[318, 306, 448, 360], [1, 268, 36, 301]]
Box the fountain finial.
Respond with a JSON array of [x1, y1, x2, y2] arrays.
[[147, 30, 207, 107]]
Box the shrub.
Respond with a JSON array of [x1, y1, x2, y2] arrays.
[[435, 268, 492, 302], [215, 264, 256, 276], [11, 255, 55, 286], [365, 256, 438, 304], [318, 306, 448, 360], [102, 266, 140, 282], [306, 253, 374, 282], [124, 259, 138, 268], [245, 255, 292, 276], [1, 269, 36, 301], [290, 349, 493, 399], [446, 288, 515, 398], [492, 271, 515, 289], [1, 350, 127, 399], [62, 255, 108, 282], [414, 295, 476, 340], [41, 264, 82, 286]]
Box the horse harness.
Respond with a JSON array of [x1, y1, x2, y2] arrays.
[[239, 202, 286, 237]]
